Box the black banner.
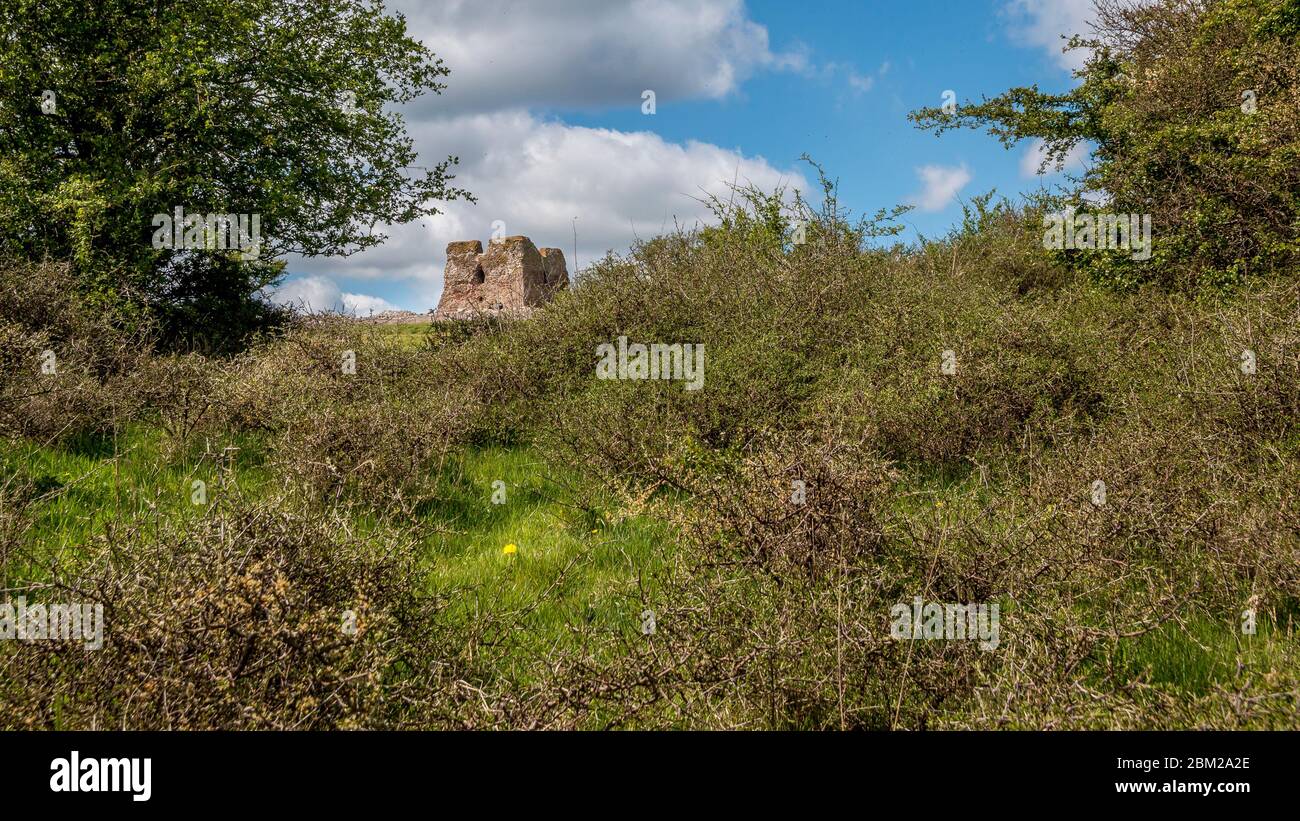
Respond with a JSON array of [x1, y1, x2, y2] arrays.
[[3, 731, 1282, 809]]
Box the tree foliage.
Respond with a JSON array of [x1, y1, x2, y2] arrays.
[[911, 0, 1300, 290], [0, 0, 470, 348]]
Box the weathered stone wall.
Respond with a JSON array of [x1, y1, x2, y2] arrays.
[[433, 236, 568, 320]]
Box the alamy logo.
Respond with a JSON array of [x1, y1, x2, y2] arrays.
[[50, 751, 151, 802], [890, 597, 1000, 651], [1043, 209, 1151, 260], [595, 336, 705, 391], [151, 206, 261, 259], [0, 597, 102, 649]]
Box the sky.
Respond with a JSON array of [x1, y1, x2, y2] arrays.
[[269, 0, 1098, 315]]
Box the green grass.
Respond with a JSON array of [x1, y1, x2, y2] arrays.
[[1101, 614, 1298, 696], [362, 321, 433, 348], [0, 426, 273, 576], [416, 446, 672, 680]]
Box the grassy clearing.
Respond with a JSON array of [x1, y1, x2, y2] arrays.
[[0, 428, 673, 690], [0, 427, 272, 575], [1106, 616, 1295, 695], [363, 321, 434, 348], [418, 446, 672, 673]]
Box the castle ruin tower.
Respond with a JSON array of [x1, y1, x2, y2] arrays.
[[433, 236, 568, 320]]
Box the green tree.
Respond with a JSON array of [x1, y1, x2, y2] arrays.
[[0, 0, 471, 348], [910, 0, 1300, 290]]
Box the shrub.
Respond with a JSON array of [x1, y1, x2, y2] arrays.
[[220, 318, 476, 507], [0, 492, 456, 730], [0, 258, 150, 442]]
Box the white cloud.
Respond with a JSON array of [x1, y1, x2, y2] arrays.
[[1002, 0, 1096, 71], [846, 70, 875, 93], [821, 60, 889, 95], [280, 1, 814, 311], [1019, 138, 1091, 177], [393, 0, 805, 113], [908, 164, 972, 212], [342, 291, 401, 316], [417, 113, 806, 307], [266, 275, 399, 316], [286, 111, 806, 310]]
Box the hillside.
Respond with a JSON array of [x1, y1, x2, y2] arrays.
[[3, 194, 1297, 729]]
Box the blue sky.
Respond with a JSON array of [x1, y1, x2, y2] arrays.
[[272, 0, 1095, 314]]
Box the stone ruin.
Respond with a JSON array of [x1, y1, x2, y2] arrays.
[[433, 236, 568, 320]]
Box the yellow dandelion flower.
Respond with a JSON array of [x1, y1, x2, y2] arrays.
[[503, 543, 518, 555]]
